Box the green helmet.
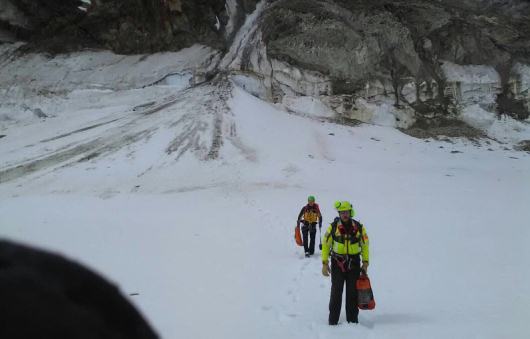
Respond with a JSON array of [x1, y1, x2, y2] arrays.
[[308, 195, 315, 202], [334, 200, 355, 217]]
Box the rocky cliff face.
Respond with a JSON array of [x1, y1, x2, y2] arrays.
[[1, 0, 529, 126], [0, 0, 259, 53], [251, 0, 530, 125]]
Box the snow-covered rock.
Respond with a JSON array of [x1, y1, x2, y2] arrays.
[[441, 61, 501, 106]]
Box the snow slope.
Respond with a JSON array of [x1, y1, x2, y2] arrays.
[[1, 44, 530, 338]]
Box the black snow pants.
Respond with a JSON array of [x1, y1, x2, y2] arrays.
[[328, 255, 360, 325], [301, 222, 317, 254]]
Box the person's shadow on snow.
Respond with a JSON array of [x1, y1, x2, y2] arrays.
[[360, 313, 430, 329]]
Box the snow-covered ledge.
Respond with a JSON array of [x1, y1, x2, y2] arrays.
[[0, 43, 221, 93]]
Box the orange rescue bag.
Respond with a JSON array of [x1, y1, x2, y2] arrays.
[[294, 225, 303, 246], [357, 272, 376, 310]]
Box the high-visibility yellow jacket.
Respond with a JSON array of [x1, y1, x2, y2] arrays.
[[321, 218, 369, 264]]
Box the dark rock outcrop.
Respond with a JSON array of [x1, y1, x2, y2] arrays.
[[1, 0, 259, 53]]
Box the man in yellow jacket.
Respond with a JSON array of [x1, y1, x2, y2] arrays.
[[321, 201, 369, 325]]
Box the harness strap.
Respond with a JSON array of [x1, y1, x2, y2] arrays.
[[331, 252, 360, 272], [329, 217, 363, 244]]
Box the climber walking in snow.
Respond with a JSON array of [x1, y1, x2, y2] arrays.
[[297, 195, 323, 257], [322, 201, 369, 325]]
